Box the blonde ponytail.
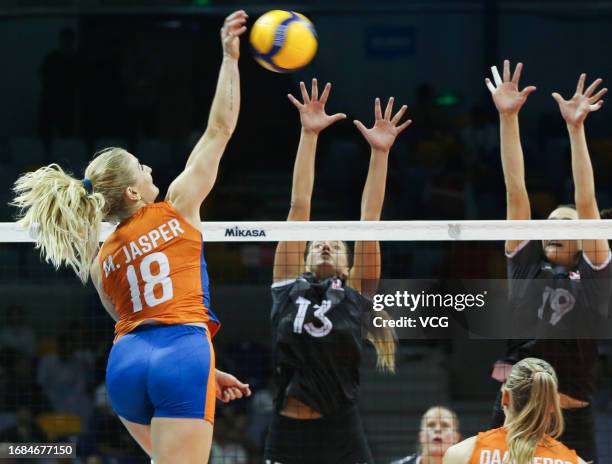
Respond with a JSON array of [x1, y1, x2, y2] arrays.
[[11, 147, 136, 283], [11, 164, 105, 283], [505, 358, 564, 464]]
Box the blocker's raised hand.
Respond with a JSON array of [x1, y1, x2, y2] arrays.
[[288, 78, 347, 134], [485, 60, 536, 115], [354, 97, 411, 152], [552, 74, 607, 128]]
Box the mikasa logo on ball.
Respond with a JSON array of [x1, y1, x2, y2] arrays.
[[225, 226, 266, 237]]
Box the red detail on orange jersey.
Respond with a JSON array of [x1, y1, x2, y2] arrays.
[[469, 427, 577, 464], [99, 202, 219, 341]]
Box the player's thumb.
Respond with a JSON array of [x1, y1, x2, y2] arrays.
[[551, 92, 564, 104], [353, 120, 367, 136], [521, 86, 537, 97]]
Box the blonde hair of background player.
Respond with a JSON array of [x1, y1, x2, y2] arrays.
[[12, 147, 140, 283]]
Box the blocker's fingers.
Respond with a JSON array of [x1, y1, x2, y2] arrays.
[[520, 85, 537, 97], [590, 100, 604, 111], [485, 78, 496, 94], [397, 119, 413, 134], [551, 92, 564, 105], [584, 78, 603, 98], [384, 97, 394, 120], [590, 87, 608, 102], [511, 62, 523, 85], [374, 98, 382, 120], [576, 73, 586, 95], [311, 78, 319, 101], [503, 60, 511, 82], [329, 113, 347, 124], [391, 105, 408, 125], [491, 66, 503, 86], [353, 120, 369, 137], [287, 93, 303, 108], [299, 81, 310, 103], [320, 82, 332, 104]]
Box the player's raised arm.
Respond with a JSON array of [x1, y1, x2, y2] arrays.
[[166, 10, 247, 223], [349, 97, 411, 294], [272, 79, 346, 283], [552, 74, 610, 266], [485, 60, 536, 253]]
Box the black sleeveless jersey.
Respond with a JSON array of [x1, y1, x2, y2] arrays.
[[504, 240, 612, 400], [270, 273, 370, 416]]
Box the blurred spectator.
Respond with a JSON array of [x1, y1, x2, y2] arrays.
[[410, 83, 448, 141], [225, 341, 271, 391], [0, 305, 37, 358], [37, 333, 92, 425], [390, 406, 461, 464], [38, 27, 80, 141], [120, 36, 161, 139], [4, 357, 49, 415], [84, 455, 103, 464], [82, 383, 141, 459], [0, 406, 46, 442], [247, 375, 274, 452], [210, 414, 249, 464], [460, 105, 498, 167]]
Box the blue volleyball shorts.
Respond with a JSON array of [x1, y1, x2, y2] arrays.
[[106, 324, 216, 425]]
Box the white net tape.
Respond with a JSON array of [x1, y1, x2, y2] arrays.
[[2, 219, 612, 242]]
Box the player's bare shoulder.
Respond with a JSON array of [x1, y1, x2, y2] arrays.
[[443, 436, 477, 464]]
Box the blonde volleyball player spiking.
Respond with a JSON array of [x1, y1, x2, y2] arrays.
[[11, 11, 251, 464]]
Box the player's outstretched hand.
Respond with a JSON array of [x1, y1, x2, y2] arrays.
[[221, 10, 248, 59], [354, 97, 411, 152], [215, 369, 252, 403], [485, 59, 536, 115], [288, 78, 347, 134], [552, 74, 607, 128]]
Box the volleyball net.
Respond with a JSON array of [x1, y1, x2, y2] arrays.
[[1, 220, 611, 462]]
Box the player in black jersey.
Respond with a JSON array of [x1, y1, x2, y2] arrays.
[[263, 79, 411, 464], [485, 60, 611, 462]]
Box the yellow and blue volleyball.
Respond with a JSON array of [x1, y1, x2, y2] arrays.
[[249, 10, 318, 73]]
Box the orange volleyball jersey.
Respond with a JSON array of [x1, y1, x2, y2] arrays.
[[98, 202, 219, 341], [469, 428, 577, 464]]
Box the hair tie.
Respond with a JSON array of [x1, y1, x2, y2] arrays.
[[82, 178, 93, 194]]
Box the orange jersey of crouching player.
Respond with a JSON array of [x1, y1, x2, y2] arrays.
[[469, 428, 577, 464]]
